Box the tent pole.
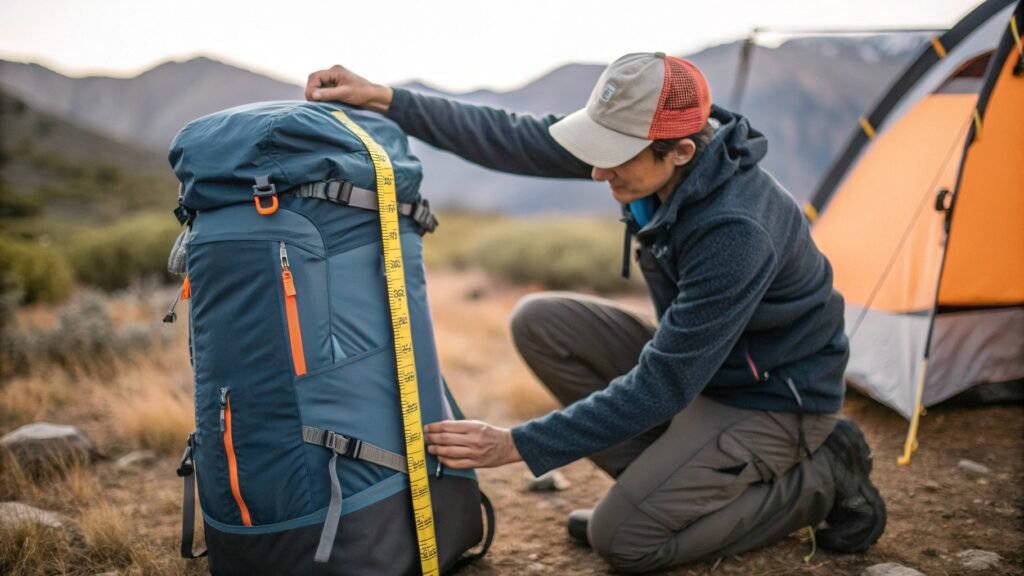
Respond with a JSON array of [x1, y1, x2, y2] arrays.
[[898, 359, 929, 465]]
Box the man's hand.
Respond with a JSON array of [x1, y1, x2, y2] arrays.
[[305, 65, 394, 113], [425, 420, 523, 469]]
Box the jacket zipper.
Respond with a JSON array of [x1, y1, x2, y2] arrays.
[[220, 387, 252, 526], [280, 242, 307, 376]]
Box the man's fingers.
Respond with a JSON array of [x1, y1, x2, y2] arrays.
[[424, 431, 475, 447], [427, 444, 479, 459], [436, 457, 477, 469]]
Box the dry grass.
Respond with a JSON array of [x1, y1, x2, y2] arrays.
[[0, 520, 73, 575], [80, 502, 133, 565], [111, 377, 194, 456]]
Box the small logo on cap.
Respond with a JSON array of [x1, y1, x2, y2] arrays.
[[600, 82, 617, 102]]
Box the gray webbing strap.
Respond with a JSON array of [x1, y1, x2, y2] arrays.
[[304, 426, 407, 564], [302, 425, 407, 474], [290, 181, 438, 234], [314, 453, 342, 563], [177, 433, 207, 559]]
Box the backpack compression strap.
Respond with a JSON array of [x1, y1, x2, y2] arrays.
[[301, 425, 409, 563], [288, 180, 439, 235], [177, 432, 207, 559]]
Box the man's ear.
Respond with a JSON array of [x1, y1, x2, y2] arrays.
[[670, 138, 697, 167]]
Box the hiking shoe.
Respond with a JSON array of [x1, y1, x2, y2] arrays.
[[567, 509, 592, 547], [817, 419, 887, 552]]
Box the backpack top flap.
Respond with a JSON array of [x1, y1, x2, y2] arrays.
[[169, 101, 423, 212]]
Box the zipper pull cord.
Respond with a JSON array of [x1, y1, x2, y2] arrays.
[[163, 284, 185, 323]]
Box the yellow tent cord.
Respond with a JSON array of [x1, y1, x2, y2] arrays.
[[1011, 15, 1022, 59], [929, 36, 948, 59], [858, 116, 876, 139], [898, 359, 929, 465], [803, 202, 819, 223], [972, 109, 983, 142]]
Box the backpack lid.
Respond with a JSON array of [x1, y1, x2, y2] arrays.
[[169, 101, 423, 212]]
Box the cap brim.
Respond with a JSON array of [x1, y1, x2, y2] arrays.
[[549, 109, 651, 169]]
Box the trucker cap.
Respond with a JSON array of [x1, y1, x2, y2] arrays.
[[549, 52, 712, 169]]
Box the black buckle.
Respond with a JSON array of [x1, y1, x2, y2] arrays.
[[176, 432, 196, 477], [325, 180, 354, 205], [412, 200, 438, 234], [252, 174, 277, 198]]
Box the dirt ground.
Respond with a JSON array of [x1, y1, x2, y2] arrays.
[[7, 269, 1023, 575]]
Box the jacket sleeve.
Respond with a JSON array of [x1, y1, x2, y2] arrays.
[[386, 88, 592, 179], [511, 217, 779, 475]]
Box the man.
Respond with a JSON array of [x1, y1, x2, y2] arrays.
[[306, 52, 886, 573]]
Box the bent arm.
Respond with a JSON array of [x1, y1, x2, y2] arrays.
[[511, 218, 779, 475], [387, 88, 592, 179]]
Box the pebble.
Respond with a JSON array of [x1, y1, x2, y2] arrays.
[[921, 480, 941, 492], [0, 502, 65, 530], [861, 563, 925, 576], [957, 549, 1002, 571], [524, 470, 571, 492], [115, 450, 158, 470], [957, 459, 991, 475]]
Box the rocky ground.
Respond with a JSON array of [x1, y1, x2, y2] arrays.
[[2, 270, 1022, 575]]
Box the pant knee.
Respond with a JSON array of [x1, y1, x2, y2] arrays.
[[589, 491, 670, 573], [509, 292, 563, 350]]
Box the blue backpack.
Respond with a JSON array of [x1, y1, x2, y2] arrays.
[[166, 101, 493, 575]]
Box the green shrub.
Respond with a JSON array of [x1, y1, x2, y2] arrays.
[[471, 219, 638, 293], [0, 235, 73, 304], [67, 213, 181, 290], [425, 214, 642, 294]]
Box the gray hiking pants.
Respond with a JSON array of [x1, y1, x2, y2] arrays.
[[510, 292, 839, 573]]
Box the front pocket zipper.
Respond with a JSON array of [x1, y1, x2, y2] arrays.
[[220, 387, 253, 526], [280, 242, 307, 376]]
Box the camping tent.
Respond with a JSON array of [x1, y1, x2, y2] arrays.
[[807, 0, 1023, 463]]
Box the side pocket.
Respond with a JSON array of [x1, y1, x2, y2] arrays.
[[221, 387, 253, 526]]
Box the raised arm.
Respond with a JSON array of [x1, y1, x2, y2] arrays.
[[307, 65, 591, 179]]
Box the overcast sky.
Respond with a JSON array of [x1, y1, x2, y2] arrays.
[[0, 0, 985, 92]]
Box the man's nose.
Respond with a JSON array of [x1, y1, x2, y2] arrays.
[[592, 166, 614, 182]]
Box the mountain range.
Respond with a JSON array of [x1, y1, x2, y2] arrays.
[[0, 35, 926, 215]]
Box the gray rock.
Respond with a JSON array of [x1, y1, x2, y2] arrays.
[[0, 502, 64, 530], [115, 450, 158, 470], [957, 549, 1001, 571], [861, 563, 926, 576], [1, 423, 98, 471], [524, 470, 571, 492], [957, 459, 991, 475]]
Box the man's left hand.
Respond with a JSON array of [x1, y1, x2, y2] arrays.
[[424, 420, 522, 469]]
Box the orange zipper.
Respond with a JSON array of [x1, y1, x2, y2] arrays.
[[220, 388, 252, 526], [280, 242, 307, 376]]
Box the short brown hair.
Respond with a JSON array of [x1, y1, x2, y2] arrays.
[[650, 121, 716, 162]]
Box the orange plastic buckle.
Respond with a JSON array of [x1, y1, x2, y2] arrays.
[[254, 194, 278, 215]]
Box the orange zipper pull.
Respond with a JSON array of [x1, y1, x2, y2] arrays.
[[280, 242, 306, 376]]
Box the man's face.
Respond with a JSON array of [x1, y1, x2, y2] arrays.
[[591, 140, 695, 204]]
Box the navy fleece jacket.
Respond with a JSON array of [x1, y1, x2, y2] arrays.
[[387, 88, 849, 475]]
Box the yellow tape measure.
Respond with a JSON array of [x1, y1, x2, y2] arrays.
[[331, 110, 439, 576]]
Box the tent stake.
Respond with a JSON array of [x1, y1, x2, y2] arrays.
[[898, 359, 929, 465]]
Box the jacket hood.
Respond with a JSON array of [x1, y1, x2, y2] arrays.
[[640, 105, 768, 233]]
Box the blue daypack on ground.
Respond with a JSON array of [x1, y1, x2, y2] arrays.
[[166, 101, 492, 575]]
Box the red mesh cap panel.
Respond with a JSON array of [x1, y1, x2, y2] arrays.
[[648, 57, 712, 140]]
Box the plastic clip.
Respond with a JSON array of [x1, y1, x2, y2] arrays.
[[252, 175, 278, 216]]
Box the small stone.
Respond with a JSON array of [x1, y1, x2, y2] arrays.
[[861, 563, 926, 576], [527, 553, 539, 560], [1, 423, 98, 472], [957, 549, 1002, 571], [0, 502, 65, 530], [524, 470, 571, 492], [957, 459, 991, 475], [976, 478, 989, 486], [921, 480, 941, 492], [115, 450, 158, 470], [527, 562, 550, 573], [972, 498, 982, 505]]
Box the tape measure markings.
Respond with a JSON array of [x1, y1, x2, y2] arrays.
[[330, 110, 439, 576]]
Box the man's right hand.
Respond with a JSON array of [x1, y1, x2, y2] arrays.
[[305, 65, 394, 114]]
